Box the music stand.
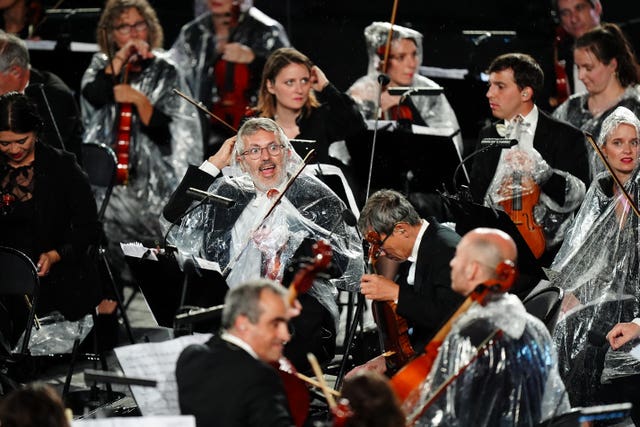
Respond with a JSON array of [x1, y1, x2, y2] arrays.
[[347, 127, 462, 205], [124, 252, 228, 329], [443, 195, 547, 299]]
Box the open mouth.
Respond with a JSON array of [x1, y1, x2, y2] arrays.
[[259, 163, 276, 177]]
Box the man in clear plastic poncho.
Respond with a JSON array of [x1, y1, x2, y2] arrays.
[[80, 0, 203, 261], [163, 117, 364, 372], [403, 228, 568, 426], [550, 106, 640, 422], [169, 0, 289, 154], [347, 22, 463, 155], [470, 53, 589, 266]]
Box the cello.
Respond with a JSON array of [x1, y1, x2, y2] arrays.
[[278, 239, 333, 427], [365, 230, 415, 374], [210, 1, 251, 130], [390, 259, 516, 403]]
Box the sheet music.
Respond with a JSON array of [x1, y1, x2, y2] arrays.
[[25, 40, 99, 52], [73, 416, 195, 427], [121, 242, 159, 261], [114, 334, 212, 415]]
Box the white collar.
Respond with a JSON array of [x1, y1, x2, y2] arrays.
[[408, 219, 428, 263], [221, 332, 259, 359]]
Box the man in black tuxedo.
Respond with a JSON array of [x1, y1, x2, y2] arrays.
[[470, 53, 590, 266], [352, 189, 464, 374], [0, 31, 83, 161], [176, 279, 296, 427], [163, 117, 364, 373]]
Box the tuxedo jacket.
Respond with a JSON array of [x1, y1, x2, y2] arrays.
[[469, 110, 590, 206], [176, 335, 294, 427], [395, 220, 465, 351]]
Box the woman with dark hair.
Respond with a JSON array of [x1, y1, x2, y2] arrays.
[[0, 92, 101, 344], [80, 0, 201, 278], [553, 22, 640, 176], [340, 371, 405, 427], [251, 47, 365, 166]]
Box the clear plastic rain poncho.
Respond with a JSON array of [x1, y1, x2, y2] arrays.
[[347, 22, 463, 153], [403, 293, 569, 426], [550, 106, 640, 408], [485, 117, 586, 248], [553, 84, 640, 177], [167, 133, 364, 325], [80, 51, 203, 245], [169, 3, 290, 114]]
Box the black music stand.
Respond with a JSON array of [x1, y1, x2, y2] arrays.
[[443, 194, 547, 299], [346, 127, 462, 205], [125, 252, 228, 329]]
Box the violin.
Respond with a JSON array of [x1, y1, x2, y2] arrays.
[[390, 260, 516, 403], [277, 239, 333, 427], [211, 1, 251, 130], [114, 53, 142, 185], [498, 171, 545, 259], [365, 231, 415, 374]]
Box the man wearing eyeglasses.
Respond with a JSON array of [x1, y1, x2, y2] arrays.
[[163, 117, 364, 373], [352, 189, 464, 375]]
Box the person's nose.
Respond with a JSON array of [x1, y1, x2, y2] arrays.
[[278, 323, 291, 342], [260, 146, 271, 160]]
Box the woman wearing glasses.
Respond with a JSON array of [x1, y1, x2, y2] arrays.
[[80, 0, 202, 278]]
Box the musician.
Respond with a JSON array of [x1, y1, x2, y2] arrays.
[[347, 22, 463, 154], [163, 117, 364, 372], [0, 0, 37, 39], [356, 189, 464, 366], [252, 47, 365, 167], [169, 0, 290, 155], [80, 0, 202, 276], [405, 228, 568, 426], [176, 279, 297, 427], [0, 92, 101, 345], [469, 53, 589, 266], [552, 23, 640, 176], [552, 0, 602, 96], [550, 106, 640, 421], [0, 31, 83, 161], [339, 371, 405, 427], [0, 382, 71, 427]]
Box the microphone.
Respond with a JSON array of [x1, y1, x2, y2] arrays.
[[186, 187, 235, 207], [480, 138, 518, 148]]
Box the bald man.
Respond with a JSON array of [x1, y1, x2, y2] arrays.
[[406, 228, 568, 426]]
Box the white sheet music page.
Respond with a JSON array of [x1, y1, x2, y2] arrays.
[[73, 415, 195, 427], [120, 242, 159, 261], [114, 333, 212, 415]]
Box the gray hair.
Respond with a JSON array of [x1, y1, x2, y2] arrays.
[[221, 279, 287, 329], [0, 31, 30, 72], [358, 189, 421, 236], [235, 117, 290, 156], [598, 106, 640, 146]]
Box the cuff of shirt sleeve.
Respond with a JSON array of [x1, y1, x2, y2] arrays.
[[632, 318, 640, 327], [199, 160, 221, 177]]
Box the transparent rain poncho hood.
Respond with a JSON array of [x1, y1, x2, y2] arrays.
[[550, 106, 640, 407], [484, 117, 586, 248], [403, 293, 569, 426], [167, 135, 364, 324], [347, 22, 462, 152], [80, 51, 203, 244], [552, 84, 640, 177]]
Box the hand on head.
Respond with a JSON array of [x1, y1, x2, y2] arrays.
[[208, 135, 237, 169]]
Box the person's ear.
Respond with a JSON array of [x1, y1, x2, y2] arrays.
[[266, 79, 275, 95]]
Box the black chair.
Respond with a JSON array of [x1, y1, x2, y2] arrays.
[[81, 142, 134, 343], [0, 246, 40, 358], [523, 285, 564, 332]]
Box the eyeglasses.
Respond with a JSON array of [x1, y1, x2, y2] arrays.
[[241, 143, 285, 160], [0, 136, 29, 147], [113, 20, 148, 36]]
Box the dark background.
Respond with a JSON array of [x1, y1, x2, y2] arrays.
[[29, 0, 640, 146]]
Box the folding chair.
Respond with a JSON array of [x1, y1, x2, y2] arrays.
[[81, 142, 134, 343], [523, 285, 565, 332]]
